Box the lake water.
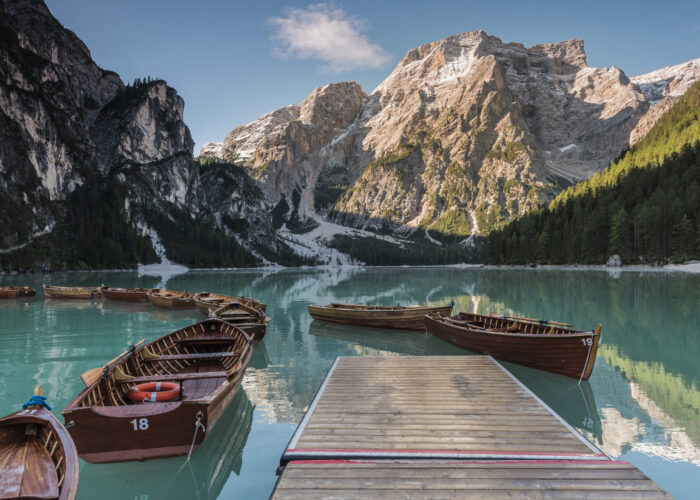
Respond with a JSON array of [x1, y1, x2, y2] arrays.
[[0, 267, 698, 499]]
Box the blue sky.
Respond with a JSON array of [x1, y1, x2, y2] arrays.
[[45, 0, 700, 151]]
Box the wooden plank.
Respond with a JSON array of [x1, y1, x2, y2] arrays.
[[19, 438, 59, 498], [115, 371, 229, 383], [271, 461, 672, 499], [284, 356, 603, 461]]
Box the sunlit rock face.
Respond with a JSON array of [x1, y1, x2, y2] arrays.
[[214, 31, 700, 237]]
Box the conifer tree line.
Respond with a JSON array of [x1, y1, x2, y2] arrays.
[[484, 81, 700, 265]]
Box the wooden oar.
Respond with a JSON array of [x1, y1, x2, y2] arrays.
[[80, 339, 146, 386], [498, 315, 573, 327]]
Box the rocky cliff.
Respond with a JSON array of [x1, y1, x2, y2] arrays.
[[0, 0, 284, 271], [209, 31, 700, 243]]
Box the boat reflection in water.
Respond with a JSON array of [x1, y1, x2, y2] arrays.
[[249, 340, 270, 370], [308, 320, 466, 356], [504, 362, 602, 443], [79, 390, 254, 500], [146, 307, 202, 323], [97, 299, 152, 314], [42, 299, 99, 311]]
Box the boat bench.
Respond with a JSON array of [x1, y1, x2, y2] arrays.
[[115, 371, 229, 384], [175, 336, 236, 345], [146, 352, 238, 361]]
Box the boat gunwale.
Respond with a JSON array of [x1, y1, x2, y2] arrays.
[[310, 303, 454, 314], [427, 314, 596, 339]]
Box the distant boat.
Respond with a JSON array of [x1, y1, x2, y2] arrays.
[[62, 319, 253, 463], [146, 289, 196, 309], [308, 302, 454, 330], [0, 286, 36, 299], [43, 285, 100, 299], [0, 387, 79, 500], [212, 300, 270, 342], [425, 312, 601, 380], [102, 287, 157, 302], [194, 292, 266, 316]]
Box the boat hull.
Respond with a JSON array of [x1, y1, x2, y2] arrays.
[[0, 286, 36, 299], [424, 314, 600, 379], [64, 374, 245, 463], [102, 288, 153, 302], [147, 291, 195, 309], [309, 304, 454, 330], [44, 286, 100, 299]]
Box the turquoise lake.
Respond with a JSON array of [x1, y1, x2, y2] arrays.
[[0, 267, 698, 499]]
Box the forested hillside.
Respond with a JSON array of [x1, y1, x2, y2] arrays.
[[483, 81, 700, 265]]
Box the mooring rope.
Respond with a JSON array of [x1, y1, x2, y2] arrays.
[[185, 413, 206, 462]]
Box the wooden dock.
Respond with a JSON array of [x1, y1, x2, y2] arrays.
[[272, 356, 670, 499]]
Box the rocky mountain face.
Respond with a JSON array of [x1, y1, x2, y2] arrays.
[[209, 31, 700, 242], [0, 0, 282, 271]]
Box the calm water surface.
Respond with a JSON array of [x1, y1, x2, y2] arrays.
[[0, 267, 698, 499]]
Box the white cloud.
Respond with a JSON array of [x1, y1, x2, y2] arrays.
[[268, 3, 390, 72]]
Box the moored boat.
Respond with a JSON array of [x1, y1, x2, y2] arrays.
[[102, 287, 158, 302], [308, 302, 454, 330], [62, 319, 253, 463], [425, 312, 602, 380], [146, 289, 196, 309], [0, 387, 79, 500], [194, 292, 266, 316], [43, 285, 101, 299], [0, 286, 36, 299], [211, 300, 270, 342]]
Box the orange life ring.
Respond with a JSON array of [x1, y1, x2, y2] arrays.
[[126, 382, 180, 402]]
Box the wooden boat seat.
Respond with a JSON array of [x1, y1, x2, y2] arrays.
[[145, 352, 238, 361], [176, 336, 237, 345], [115, 371, 229, 384], [0, 435, 58, 499]]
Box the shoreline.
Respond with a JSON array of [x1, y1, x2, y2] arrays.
[[2, 261, 700, 275]]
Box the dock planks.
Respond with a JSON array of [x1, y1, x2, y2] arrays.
[[273, 356, 670, 499], [272, 460, 672, 499], [283, 356, 604, 462]]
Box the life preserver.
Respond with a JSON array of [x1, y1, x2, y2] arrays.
[[126, 382, 180, 402]]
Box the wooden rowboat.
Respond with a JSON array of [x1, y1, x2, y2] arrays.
[[0, 286, 36, 299], [0, 387, 79, 500], [43, 285, 100, 299], [425, 312, 602, 380], [211, 301, 270, 342], [308, 302, 454, 331], [62, 319, 253, 463], [146, 289, 196, 310], [194, 292, 267, 316], [102, 287, 158, 302]]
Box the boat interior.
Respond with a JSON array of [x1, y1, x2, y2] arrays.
[[326, 303, 430, 310], [69, 321, 250, 409], [0, 415, 66, 499], [441, 313, 581, 335]]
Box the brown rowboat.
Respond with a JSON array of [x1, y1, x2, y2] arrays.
[[43, 285, 100, 299], [308, 302, 454, 330], [146, 289, 196, 309], [425, 312, 602, 380], [0, 286, 36, 299], [211, 301, 270, 342], [194, 292, 267, 316], [0, 387, 79, 500], [102, 287, 158, 302], [62, 319, 253, 463]]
